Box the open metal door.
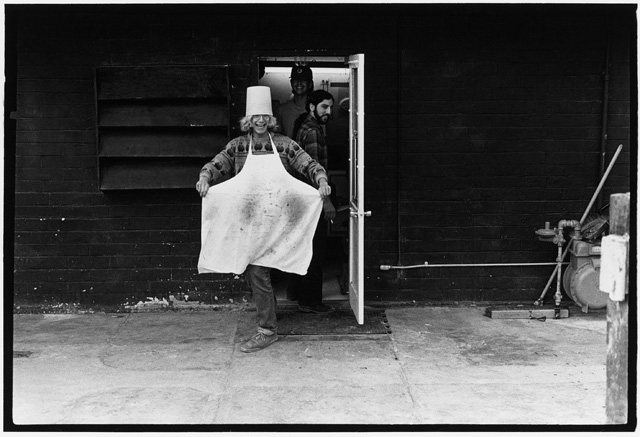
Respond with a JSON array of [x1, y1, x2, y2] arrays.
[[348, 54, 369, 324]]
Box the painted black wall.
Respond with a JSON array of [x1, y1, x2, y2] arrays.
[[9, 4, 635, 310]]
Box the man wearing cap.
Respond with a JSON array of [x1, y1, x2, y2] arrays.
[[274, 65, 314, 139], [197, 86, 331, 353]]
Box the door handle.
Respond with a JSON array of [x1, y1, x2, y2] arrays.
[[350, 210, 372, 218]]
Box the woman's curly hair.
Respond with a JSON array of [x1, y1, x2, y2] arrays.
[[239, 115, 279, 133]]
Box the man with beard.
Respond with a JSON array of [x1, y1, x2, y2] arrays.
[[274, 65, 314, 138], [287, 90, 337, 313]]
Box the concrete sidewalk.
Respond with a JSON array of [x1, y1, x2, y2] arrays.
[[11, 303, 608, 426]]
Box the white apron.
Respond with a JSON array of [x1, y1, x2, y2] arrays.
[[198, 134, 323, 275]]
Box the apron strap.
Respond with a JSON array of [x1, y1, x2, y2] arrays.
[[247, 133, 280, 161]]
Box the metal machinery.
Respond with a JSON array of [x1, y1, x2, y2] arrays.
[[535, 215, 609, 313], [563, 239, 605, 309], [378, 146, 622, 320]]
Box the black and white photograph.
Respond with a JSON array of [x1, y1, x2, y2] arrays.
[[5, 0, 636, 431]]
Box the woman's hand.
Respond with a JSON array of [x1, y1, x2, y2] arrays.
[[196, 177, 210, 198], [318, 179, 331, 199], [323, 198, 336, 222]]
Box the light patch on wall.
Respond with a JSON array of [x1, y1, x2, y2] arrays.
[[264, 67, 348, 75], [260, 66, 350, 106]]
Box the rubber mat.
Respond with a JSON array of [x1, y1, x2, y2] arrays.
[[237, 308, 391, 338], [277, 308, 391, 335]]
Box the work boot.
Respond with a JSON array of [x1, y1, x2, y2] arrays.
[[240, 330, 278, 353], [298, 303, 335, 314]]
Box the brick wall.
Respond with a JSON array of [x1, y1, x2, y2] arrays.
[[11, 7, 255, 310], [365, 7, 634, 302], [9, 4, 634, 309]]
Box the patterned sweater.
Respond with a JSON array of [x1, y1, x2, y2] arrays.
[[199, 133, 328, 188]]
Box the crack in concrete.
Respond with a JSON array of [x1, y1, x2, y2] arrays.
[[208, 314, 241, 424], [55, 386, 215, 424], [388, 332, 422, 424], [98, 313, 133, 369]]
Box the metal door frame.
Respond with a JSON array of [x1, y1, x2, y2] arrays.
[[348, 53, 367, 324]]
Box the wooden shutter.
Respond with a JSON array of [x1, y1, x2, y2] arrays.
[[96, 66, 230, 190]]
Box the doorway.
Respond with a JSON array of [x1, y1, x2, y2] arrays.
[[258, 57, 351, 304]]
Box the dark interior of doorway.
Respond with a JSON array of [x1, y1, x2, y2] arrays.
[[258, 58, 350, 303]]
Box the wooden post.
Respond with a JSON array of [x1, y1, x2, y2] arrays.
[[605, 193, 630, 424]]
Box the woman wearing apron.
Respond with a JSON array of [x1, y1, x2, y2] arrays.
[[196, 86, 331, 353]]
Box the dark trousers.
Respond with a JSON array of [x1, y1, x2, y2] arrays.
[[287, 216, 327, 306]]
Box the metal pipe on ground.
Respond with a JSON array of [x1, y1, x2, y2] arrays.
[[380, 262, 568, 270]]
